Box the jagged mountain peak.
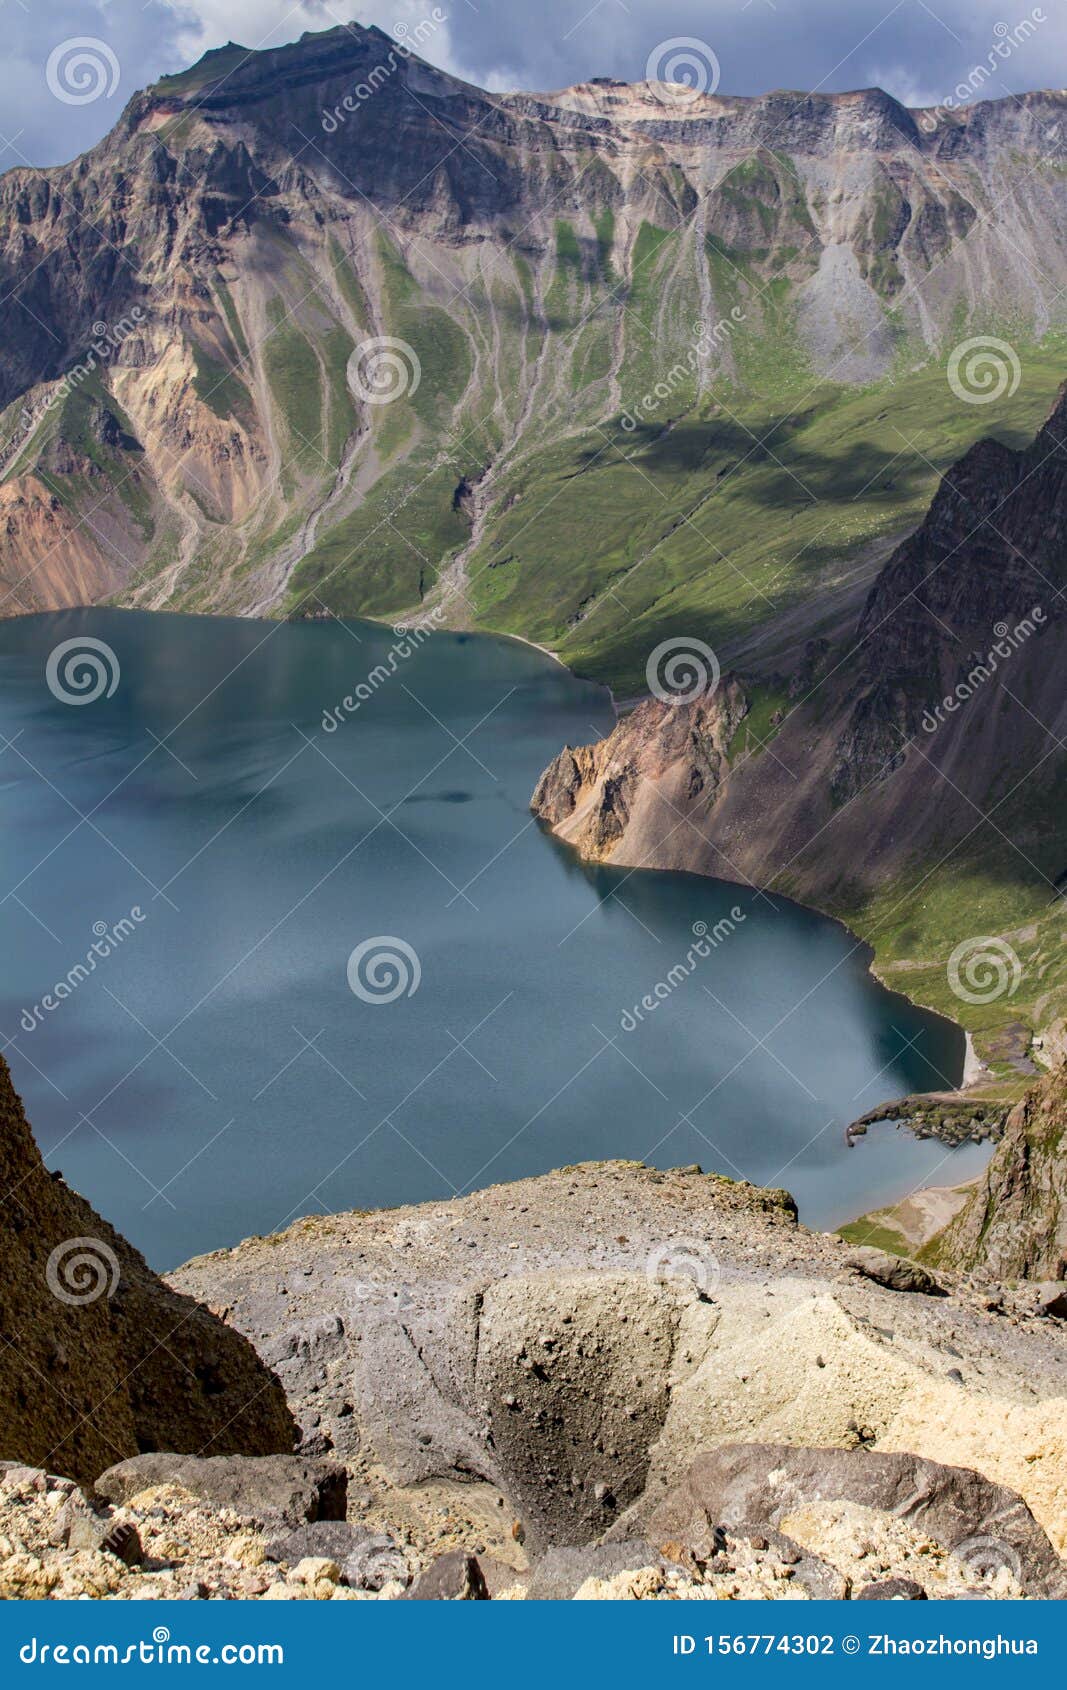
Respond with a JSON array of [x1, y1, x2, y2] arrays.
[[1, 23, 1067, 672]]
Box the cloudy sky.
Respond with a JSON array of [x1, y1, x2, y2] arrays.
[[4, 0, 1065, 173]]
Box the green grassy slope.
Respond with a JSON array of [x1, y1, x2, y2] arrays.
[[465, 342, 1067, 693]]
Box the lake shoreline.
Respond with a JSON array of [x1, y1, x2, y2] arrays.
[[0, 605, 985, 1261]]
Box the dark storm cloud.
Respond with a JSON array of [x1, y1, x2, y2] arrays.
[[3, 0, 1065, 173]]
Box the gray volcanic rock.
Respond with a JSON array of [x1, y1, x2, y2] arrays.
[[402, 1550, 490, 1600], [524, 1541, 665, 1600], [474, 1271, 691, 1547], [171, 1159, 1067, 1559], [94, 1453, 346, 1529], [845, 1247, 946, 1296], [262, 1519, 373, 1564]]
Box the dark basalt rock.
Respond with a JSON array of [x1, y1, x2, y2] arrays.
[[402, 1550, 490, 1600], [645, 1445, 1067, 1599], [263, 1519, 372, 1564], [855, 1577, 928, 1599]]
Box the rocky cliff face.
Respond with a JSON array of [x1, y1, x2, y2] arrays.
[[933, 1063, 1067, 1281], [537, 386, 1067, 892], [531, 679, 746, 866], [1, 24, 1065, 643], [0, 1055, 295, 1484], [4, 1150, 1067, 1600], [531, 384, 1067, 1060]]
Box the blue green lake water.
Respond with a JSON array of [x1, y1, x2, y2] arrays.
[[0, 609, 984, 1268]]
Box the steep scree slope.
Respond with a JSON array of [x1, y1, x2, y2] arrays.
[[0, 1055, 295, 1484]]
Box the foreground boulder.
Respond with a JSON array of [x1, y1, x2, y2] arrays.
[[403, 1551, 490, 1600], [844, 1247, 945, 1296], [642, 1445, 1067, 1600], [94, 1453, 345, 1529], [0, 1056, 295, 1484]]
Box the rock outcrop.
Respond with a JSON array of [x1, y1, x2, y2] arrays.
[[931, 1063, 1067, 1281], [3, 1151, 1067, 1599], [8, 1452, 1054, 1600], [639, 1444, 1067, 1599], [534, 387, 1067, 904], [0, 1054, 295, 1485], [531, 681, 746, 869], [93, 1453, 346, 1530], [170, 1158, 1067, 1561]]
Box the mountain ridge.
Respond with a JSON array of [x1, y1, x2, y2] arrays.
[[531, 379, 1067, 1070], [2, 20, 1067, 679]]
